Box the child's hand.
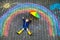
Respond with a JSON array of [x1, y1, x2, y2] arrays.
[[22, 17, 24, 19], [30, 18, 32, 20]]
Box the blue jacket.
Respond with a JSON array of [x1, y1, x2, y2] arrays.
[[22, 19, 31, 30]]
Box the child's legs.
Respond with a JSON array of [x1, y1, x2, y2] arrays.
[[26, 28, 32, 35], [17, 28, 24, 35]]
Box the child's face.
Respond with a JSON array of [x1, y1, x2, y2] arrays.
[[26, 19, 29, 22]]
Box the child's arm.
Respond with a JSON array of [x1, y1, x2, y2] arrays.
[[29, 18, 32, 23], [22, 17, 25, 22]]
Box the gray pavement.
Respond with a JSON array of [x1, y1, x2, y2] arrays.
[[0, 0, 60, 40]]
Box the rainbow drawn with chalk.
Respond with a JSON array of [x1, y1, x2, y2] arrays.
[[0, 3, 60, 37]]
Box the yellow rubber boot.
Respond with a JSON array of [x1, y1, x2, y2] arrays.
[[27, 28, 32, 36], [17, 28, 24, 35]]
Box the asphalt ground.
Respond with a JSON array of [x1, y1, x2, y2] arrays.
[[0, 0, 60, 40]]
